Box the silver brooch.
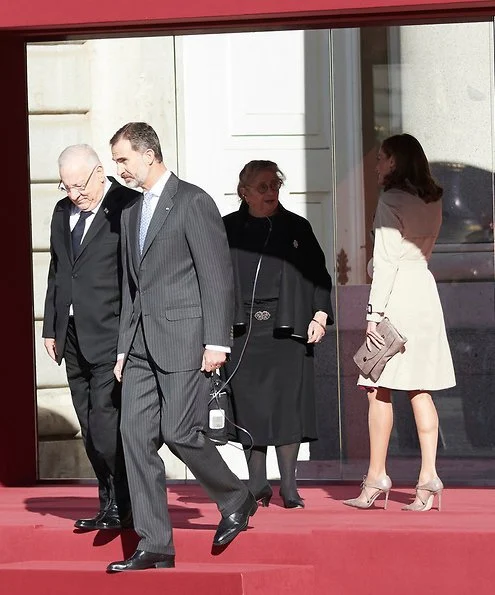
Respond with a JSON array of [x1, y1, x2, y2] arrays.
[[293, 240, 298, 248], [254, 310, 271, 321]]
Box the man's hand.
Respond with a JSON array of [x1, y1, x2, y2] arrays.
[[44, 338, 57, 362], [201, 349, 227, 373], [114, 359, 124, 382]]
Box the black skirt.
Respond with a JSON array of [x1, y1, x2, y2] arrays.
[[225, 303, 317, 447]]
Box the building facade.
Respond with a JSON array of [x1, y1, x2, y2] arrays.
[[0, 1, 493, 486], [31, 22, 495, 484]]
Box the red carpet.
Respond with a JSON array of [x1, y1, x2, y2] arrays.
[[0, 484, 493, 594]]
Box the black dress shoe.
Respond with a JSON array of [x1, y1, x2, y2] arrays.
[[279, 490, 305, 509], [98, 503, 133, 529], [213, 492, 257, 547], [107, 549, 175, 572], [94, 506, 133, 529], [74, 509, 106, 530], [74, 505, 133, 531]]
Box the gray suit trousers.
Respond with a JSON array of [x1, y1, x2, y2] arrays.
[[121, 322, 248, 554]]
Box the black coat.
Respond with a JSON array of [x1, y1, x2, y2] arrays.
[[223, 202, 334, 337], [43, 177, 140, 364]]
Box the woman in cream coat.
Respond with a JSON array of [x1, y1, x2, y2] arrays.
[[344, 134, 455, 512]]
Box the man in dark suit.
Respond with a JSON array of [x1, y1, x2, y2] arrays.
[[106, 122, 256, 572], [43, 144, 140, 530]]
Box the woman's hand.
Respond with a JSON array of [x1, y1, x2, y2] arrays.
[[366, 321, 385, 350], [308, 311, 327, 344]]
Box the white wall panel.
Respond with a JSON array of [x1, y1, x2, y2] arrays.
[[177, 30, 335, 276], [32, 252, 50, 321], [29, 114, 91, 181], [88, 37, 178, 175], [227, 31, 330, 149], [30, 183, 59, 251], [27, 43, 91, 114]]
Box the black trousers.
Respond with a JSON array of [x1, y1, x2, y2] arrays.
[[64, 318, 129, 511]]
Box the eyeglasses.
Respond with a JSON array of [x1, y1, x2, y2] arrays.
[[247, 179, 283, 194], [58, 165, 98, 195]]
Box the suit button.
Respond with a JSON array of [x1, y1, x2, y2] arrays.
[[72, 274, 77, 279]]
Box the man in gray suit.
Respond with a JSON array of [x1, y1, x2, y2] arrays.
[[107, 122, 256, 572]]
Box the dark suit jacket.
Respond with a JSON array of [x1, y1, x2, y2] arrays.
[[43, 177, 140, 364], [118, 172, 234, 373], [223, 202, 334, 338]]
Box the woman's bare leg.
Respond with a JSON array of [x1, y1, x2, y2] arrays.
[[401, 390, 442, 509], [366, 387, 393, 480], [410, 390, 439, 483], [347, 387, 393, 505]]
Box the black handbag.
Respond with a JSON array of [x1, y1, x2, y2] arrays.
[[205, 372, 234, 445], [353, 317, 407, 382]]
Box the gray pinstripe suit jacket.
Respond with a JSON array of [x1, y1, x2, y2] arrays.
[[118, 173, 234, 372]]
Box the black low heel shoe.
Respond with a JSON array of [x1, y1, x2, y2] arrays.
[[279, 490, 305, 509], [253, 485, 273, 507]]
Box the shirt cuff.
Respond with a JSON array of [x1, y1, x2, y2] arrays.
[[117, 353, 125, 360], [206, 345, 231, 353], [366, 313, 383, 323]]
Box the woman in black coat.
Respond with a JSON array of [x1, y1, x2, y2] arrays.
[[223, 160, 333, 508]]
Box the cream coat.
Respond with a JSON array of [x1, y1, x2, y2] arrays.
[[358, 189, 456, 391]]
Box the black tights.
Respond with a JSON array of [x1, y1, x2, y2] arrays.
[[244, 442, 301, 499]]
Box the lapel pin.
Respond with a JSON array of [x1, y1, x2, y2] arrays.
[[293, 240, 299, 248]]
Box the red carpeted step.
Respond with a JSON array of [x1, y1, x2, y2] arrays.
[[0, 525, 316, 565], [0, 561, 314, 595], [2, 486, 495, 594]]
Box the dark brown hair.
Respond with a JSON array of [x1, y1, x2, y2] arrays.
[[381, 133, 443, 203], [237, 160, 285, 200], [109, 122, 163, 163]]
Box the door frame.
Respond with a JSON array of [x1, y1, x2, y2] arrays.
[[0, 0, 493, 485]]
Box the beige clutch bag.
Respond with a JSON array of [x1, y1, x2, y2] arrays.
[[353, 318, 407, 382]]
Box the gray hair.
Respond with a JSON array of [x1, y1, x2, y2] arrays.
[[58, 144, 101, 170], [237, 160, 285, 200]]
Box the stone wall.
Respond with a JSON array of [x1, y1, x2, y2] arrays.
[[28, 38, 184, 479]]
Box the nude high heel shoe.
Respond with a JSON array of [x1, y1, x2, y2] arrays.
[[402, 477, 443, 511], [343, 475, 392, 509]]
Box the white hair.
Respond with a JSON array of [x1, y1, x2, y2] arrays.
[[58, 144, 101, 170]]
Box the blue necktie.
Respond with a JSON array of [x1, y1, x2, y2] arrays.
[[71, 211, 92, 258], [139, 192, 154, 254]]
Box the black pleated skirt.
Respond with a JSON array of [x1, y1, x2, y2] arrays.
[[225, 304, 317, 447]]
